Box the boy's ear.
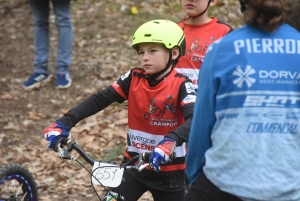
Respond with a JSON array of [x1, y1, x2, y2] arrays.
[[171, 47, 180, 60], [210, 0, 217, 6]]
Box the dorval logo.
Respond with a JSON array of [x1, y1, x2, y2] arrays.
[[233, 65, 256, 88]]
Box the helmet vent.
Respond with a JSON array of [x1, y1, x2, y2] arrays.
[[144, 34, 152, 37]]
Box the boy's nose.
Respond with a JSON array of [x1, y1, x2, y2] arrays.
[[142, 54, 149, 61]]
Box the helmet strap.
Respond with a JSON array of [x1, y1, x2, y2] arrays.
[[146, 49, 176, 80]]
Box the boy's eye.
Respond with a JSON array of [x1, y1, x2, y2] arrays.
[[138, 51, 144, 55], [150, 49, 157, 53]]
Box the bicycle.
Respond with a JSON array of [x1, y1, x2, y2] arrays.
[[0, 163, 39, 201], [144, 104, 161, 120], [57, 137, 152, 201]]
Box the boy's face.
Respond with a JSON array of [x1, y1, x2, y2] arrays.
[[181, 0, 214, 17], [138, 43, 169, 75]]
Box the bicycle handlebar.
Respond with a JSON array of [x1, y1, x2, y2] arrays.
[[58, 137, 152, 171]]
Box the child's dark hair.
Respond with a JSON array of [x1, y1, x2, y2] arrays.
[[243, 0, 291, 32], [285, 0, 300, 31]]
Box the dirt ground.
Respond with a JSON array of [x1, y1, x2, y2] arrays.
[[0, 0, 242, 200]]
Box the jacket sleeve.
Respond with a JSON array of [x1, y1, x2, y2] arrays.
[[186, 42, 220, 186], [166, 79, 196, 146], [57, 86, 125, 129]]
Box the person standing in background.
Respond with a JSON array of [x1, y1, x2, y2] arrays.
[[176, 0, 232, 89], [23, 0, 73, 90]]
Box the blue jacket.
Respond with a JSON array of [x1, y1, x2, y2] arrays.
[[186, 24, 300, 201]]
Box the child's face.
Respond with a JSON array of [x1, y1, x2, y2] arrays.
[[138, 43, 169, 75], [181, 0, 212, 17]]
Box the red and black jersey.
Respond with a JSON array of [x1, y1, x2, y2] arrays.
[[176, 17, 232, 88], [111, 68, 196, 191], [58, 67, 196, 192]]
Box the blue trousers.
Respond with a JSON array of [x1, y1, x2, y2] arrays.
[[30, 0, 73, 74]]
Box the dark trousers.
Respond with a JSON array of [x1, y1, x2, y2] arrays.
[[109, 171, 185, 201], [183, 173, 242, 201]]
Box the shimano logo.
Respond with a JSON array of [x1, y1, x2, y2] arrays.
[[263, 112, 283, 119], [244, 95, 300, 107], [233, 65, 256, 88]]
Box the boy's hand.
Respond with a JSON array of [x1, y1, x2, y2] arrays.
[[44, 121, 70, 152], [149, 137, 176, 172]]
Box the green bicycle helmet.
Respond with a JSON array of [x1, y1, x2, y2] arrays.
[[132, 19, 186, 79], [132, 19, 186, 57]]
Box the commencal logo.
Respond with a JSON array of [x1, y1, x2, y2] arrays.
[[233, 65, 256, 88]]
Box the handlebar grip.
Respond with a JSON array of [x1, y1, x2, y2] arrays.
[[142, 152, 152, 162], [60, 137, 71, 146]]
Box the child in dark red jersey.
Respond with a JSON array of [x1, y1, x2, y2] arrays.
[[44, 19, 196, 201], [176, 0, 233, 89]]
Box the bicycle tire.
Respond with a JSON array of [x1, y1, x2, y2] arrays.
[[0, 163, 38, 201]]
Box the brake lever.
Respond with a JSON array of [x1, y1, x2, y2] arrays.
[[58, 146, 76, 161]]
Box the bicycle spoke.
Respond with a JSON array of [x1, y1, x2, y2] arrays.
[[21, 191, 28, 201], [15, 182, 23, 197]]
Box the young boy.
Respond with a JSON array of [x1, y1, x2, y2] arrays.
[[44, 19, 196, 201], [176, 0, 233, 89]]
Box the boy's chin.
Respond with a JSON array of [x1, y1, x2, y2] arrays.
[[144, 69, 155, 75]]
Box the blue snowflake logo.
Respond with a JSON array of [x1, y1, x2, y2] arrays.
[[233, 65, 256, 88]]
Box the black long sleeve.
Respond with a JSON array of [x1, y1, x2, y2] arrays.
[[57, 86, 125, 129]]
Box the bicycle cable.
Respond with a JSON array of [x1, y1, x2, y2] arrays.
[[74, 159, 103, 201], [75, 158, 121, 201]]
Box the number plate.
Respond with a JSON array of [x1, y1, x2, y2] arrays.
[[91, 162, 124, 187]]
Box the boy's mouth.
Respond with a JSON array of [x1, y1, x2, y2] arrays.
[[186, 4, 196, 7]]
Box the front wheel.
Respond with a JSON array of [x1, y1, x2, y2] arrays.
[[0, 163, 39, 201]]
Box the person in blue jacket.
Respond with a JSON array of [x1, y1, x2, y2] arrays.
[[184, 0, 300, 200]]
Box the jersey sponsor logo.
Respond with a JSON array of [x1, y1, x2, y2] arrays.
[[127, 131, 162, 152], [185, 82, 196, 94], [128, 133, 156, 144], [260, 71, 300, 79], [183, 95, 196, 104], [259, 71, 300, 85], [286, 112, 300, 120], [233, 65, 256, 88], [128, 133, 156, 151], [120, 70, 130, 80], [219, 113, 238, 120], [131, 142, 155, 151], [242, 110, 259, 117], [150, 120, 178, 127], [244, 95, 300, 107], [246, 122, 298, 134], [263, 112, 284, 119], [234, 38, 300, 55], [174, 68, 199, 80], [233, 67, 300, 88]]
